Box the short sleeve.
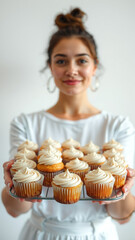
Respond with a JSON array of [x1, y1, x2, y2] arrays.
[[9, 114, 29, 159], [114, 116, 135, 168]]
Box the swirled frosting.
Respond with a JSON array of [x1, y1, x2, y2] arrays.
[[103, 139, 123, 151], [103, 148, 124, 159], [18, 140, 38, 152], [83, 152, 106, 164], [62, 138, 80, 149], [11, 158, 36, 170], [41, 137, 61, 149], [38, 145, 62, 158], [52, 169, 82, 187], [80, 141, 100, 154], [85, 168, 114, 184], [101, 159, 127, 175], [65, 158, 89, 171], [14, 148, 37, 160], [62, 146, 84, 159], [108, 156, 128, 168], [13, 167, 42, 183], [38, 145, 62, 165]]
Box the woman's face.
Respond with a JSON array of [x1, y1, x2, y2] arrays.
[[49, 37, 97, 96]]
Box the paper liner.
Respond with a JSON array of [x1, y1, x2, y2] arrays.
[[84, 180, 114, 199], [13, 175, 44, 198], [113, 172, 127, 189], [39, 169, 64, 187], [52, 182, 83, 204]]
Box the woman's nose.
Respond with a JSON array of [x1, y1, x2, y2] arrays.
[[65, 62, 78, 77]]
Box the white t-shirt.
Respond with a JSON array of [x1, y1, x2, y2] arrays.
[[9, 110, 135, 240]]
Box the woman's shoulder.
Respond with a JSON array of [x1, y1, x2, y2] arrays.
[[11, 110, 46, 125]]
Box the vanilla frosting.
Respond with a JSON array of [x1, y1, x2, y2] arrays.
[[14, 148, 37, 160], [62, 138, 80, 149], [52, 169, 82, 187], [103, 148, 124, 159], [62, 146, 84, 159], [83, 152, 106, 164], [18, 140, 38, 152], [80, 141, 100, 154], [101, 159, 127, 176], [65, 158, 89, 171], [38, 145, 62, 165], [108, 156, 128, 168], [11, 158, 36, 170], [38, 145, 62, 158], [13, 167, 42, 183], [41, 137, 61, 149], [85, 168, 114, 184], [103, 139, 123, 151]]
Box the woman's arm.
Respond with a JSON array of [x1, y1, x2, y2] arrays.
[[106, 168, 135, 224]]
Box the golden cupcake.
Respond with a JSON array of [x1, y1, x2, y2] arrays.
[[83, 152, 106, 170], [101, 159, 127, 189], [65, 158, 90, 183], [84, 168, 115, 199], [37, 145, 64, 187], [102, 139, 123, 152], [14, 148, 37, 162], [62, 138, 80, 151], [80, 141, 100, 155], [52, 169, 83, 204], [18, 140, 39, 154], [62, 146, 84, 164], [10, 157, 37, 177], [13, 167, 44, 198], [40, 137, 62, 151]]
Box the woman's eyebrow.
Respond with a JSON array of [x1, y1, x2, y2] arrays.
[[54, 53, 90, 58]]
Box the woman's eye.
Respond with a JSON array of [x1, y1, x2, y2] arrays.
[[79, 59, 87, 64], [56, 59, 65, 64]]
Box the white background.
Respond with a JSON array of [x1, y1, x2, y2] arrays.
[[0, 0, 135, 239]]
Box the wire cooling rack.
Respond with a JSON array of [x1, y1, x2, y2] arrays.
[[10, 185, 124, 202]]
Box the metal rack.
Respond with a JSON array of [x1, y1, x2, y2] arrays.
[[10, 185, 124, 201]]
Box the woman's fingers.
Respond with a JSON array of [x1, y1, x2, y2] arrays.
[[127, 168, 135, 178], [3, 159, 14, 187], [122, 177, 134, 194]]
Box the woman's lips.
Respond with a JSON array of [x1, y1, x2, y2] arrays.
[[63, 80, 82, 85]]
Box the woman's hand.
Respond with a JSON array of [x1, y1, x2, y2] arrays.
[[92, 167, 135, 205], [3, 159, 42, 203]]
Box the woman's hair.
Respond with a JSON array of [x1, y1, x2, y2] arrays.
[[46, 8, 99, 67]]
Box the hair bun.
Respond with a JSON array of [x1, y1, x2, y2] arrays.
[[55, 8, 86, 30]]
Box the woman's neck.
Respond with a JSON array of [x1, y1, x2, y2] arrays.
[[46, 92, 100, 120]]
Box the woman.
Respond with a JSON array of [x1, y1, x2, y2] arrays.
[[2, 7, 135, 240]]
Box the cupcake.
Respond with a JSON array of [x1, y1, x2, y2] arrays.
[[108, 156, 128, 169], [84, 168, 115, 199], [83, 152, 106, 170], [40, 137, 62, 151], [65, 158, 90, 183], [14, 148, 37, 162], [102, 139, 123, 152], [80, 141, 100, 155], [62, 138, 80, 151], [52, 169, 83, 204], [103, 148, 124, 160], [18, 140, 39, 154], [13, 167, 44, 198], [101, 159, 127, 189], [10, 157, 37, 177], [62, 146, 84, 164], [37, 145, 64, 187]]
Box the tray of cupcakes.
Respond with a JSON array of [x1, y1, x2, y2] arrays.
[[9, 138, 127, 203]]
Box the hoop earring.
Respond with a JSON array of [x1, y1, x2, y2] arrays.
[[47, 76, 56, 93], [90, 76, 100, 92]]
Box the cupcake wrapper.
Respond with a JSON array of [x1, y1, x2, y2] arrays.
[[13, 175, 44, 198], [39, 169, 64, 187], [113, 172, 127, 189], [88, 164, 102, 170], [52, 183, 83, 204], [66, 168, 90, 184], [84, 180, 114, 199]]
